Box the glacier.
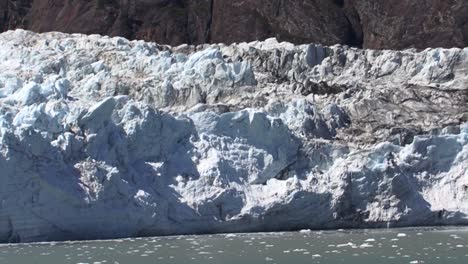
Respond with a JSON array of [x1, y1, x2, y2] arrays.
[[0, 29, 467, 243]]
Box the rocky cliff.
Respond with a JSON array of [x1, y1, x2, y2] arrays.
[[0, 30, 467, 243], [1, 0, 467, 49]]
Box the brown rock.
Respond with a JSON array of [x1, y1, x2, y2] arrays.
[[351, 0, 468, 49], [1, 0, 467, 50], [210, 0, 358, 46]]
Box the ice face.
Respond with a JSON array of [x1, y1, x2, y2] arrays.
[[0, 30, 467, 243]]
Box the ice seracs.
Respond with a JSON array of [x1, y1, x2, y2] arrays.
[[0, 30, 467, 243]]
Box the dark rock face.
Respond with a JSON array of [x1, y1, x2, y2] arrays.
[[350, 0, 468, 49], [210, 0, 359, 46], [1, 0, 467, 49], [0, 0, 213, 45]]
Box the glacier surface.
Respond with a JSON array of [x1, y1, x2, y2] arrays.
[[0, 30, 467, 242]]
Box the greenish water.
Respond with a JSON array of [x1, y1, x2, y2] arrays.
[[1, 227, 468, 264]]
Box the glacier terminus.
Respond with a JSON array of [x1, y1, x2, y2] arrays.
[[0, 30, 467, 243]]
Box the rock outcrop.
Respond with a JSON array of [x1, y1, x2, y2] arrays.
[[1, 0, 467, 49], [0, 30, 467, 243], [350, 0, 468, 49]]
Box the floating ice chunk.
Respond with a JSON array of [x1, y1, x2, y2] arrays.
[[293, 248, 307, 252], [360, 243, 374, 248], [337, 243, 355, 248]]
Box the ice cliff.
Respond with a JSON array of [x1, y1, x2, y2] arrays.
[[0, 30, 467, 243]]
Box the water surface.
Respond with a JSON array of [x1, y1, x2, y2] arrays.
[[1, 227, 468, 264]]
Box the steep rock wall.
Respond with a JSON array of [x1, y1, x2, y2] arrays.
[[1, 0, 467, 49]]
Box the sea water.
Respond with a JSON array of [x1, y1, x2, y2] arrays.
[[1, 227, 467, 264]]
